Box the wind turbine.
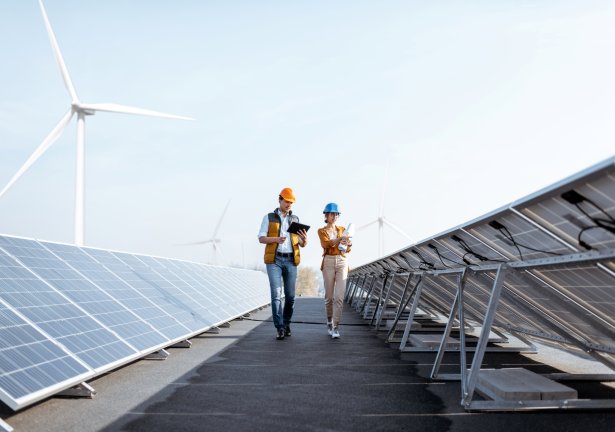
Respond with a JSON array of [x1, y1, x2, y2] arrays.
[[181, 200, 231, 264], [0, 0, 193, 246], [357, 162, 412, 257]]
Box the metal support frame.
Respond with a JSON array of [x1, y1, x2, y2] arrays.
[[431, 269, 466, 379], [56, 382, 96, 398], [144, 349, 169, 360], [373, 274, 396, 329], [386, 274, 418, 343], [448, 264, 615, 411], [351, 248, 615, 398], [349, 274, 368, 307], [367, 274, 389, 322], [345, 274, 359, 303], [170, 339, 192, 348], [467, 398, 615, 411], [343, 275, 353, 303], [359, 275, 378, 316], [462, 264, 508, 407], [396, 273, 513, 354], [399, 278, 425, 351]]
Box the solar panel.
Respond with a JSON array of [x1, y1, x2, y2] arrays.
[[109, 252, 219, 332], [136, 256, 228, 323], [80, 248, 193, 340], [0, 293, 92, 410], [39, 241, 170, 351], [518, 170, 615, 252], [168, 260, 258, 318], [0, 233, 270, 414], [0, 236, 137, 370], [348, 156, 615, 411]]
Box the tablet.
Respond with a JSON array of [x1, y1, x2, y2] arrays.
[[287, 222, 310, 234]]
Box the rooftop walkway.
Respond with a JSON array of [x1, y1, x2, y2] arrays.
[[4, 298, 615, 431]]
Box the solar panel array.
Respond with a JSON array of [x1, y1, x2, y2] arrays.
[[347, 155, 615, 410], [0, 235, 270, 411]]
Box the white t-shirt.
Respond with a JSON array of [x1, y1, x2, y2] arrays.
[[258, 210, 293, 253]]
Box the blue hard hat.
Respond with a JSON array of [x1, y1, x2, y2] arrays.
[[323, 202, 340, 213]]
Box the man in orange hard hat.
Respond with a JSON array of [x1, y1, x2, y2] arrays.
[[258, 187, 308, 340]]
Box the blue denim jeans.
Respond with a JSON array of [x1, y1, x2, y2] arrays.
[[266, 255, 297, 329]]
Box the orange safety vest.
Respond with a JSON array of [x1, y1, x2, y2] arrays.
[[263, 210, 301, 265]]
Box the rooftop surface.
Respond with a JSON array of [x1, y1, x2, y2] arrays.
[[3, 297, 615, 431]]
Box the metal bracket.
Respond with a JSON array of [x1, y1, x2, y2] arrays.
[[0, 418, 13, 432], [170, 339, 192, 348], [56, 382, 96, 398], [144, 349, 169, 360]]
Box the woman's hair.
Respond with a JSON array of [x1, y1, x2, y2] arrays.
[[324, 212, 337, 223]]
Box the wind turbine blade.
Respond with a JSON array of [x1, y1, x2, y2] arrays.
[[177, 239, 212, 246], [78, 103, 194, 121], [357, 219, 379, 231], [38, 0, 79, 103], [0, 109, 73, 199], [383, 218, 412, 240], [212, 200, 231, 238]]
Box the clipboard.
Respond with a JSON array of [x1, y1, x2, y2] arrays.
[[287, 222, 310, 234]]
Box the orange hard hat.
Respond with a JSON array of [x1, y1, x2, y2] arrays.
[[279, 187, 296, 203]]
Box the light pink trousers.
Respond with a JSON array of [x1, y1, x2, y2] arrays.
[[322, 255, 348, 327]]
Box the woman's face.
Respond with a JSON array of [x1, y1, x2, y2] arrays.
[[325, 212, 339, 223]]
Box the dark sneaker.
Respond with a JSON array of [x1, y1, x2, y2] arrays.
[[284, 325, 291, 337], [276, 328, 285, 340]]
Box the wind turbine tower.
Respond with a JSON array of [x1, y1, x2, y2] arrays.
[[357, 163, 412, 257]]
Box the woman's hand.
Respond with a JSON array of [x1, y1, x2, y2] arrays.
[[340, 236, 352, 247]]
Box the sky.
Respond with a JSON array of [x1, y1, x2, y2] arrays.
[[0, 0, 614, 271]]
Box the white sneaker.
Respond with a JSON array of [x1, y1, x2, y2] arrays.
[[331, 327, 340, 339], [327, 321, 333, 336]]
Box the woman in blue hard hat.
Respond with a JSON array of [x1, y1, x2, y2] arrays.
[[317, 203, 352, 339]]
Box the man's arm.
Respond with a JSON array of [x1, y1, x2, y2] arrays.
[[259, 236, 286, 245], [258, 214, 285, 244]]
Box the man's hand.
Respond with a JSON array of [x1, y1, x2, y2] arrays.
[[297, 229, 308, 247]]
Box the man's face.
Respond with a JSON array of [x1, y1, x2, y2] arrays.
[[279, 198, 294, 213]]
